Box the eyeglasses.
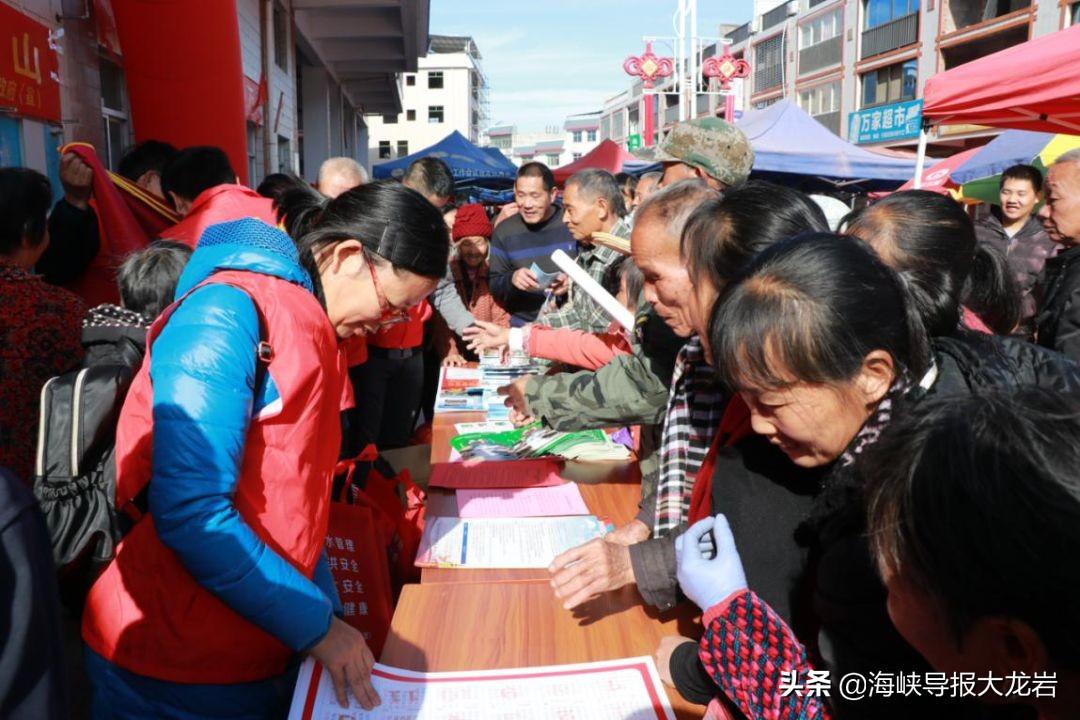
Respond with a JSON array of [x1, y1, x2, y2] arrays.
[[364, 249, 410, 327]]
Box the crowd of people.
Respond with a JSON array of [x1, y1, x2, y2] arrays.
[[1, 114, 1079, 720]]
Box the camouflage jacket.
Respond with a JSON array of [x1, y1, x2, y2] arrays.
[[523, 301, 685, 495], [535, 217, 630, 334]]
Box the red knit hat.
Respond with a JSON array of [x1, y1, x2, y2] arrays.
[[452, 203, 493, 240]]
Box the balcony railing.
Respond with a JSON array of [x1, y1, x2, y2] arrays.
[[799, 35, 842, 75], [762, 1, 791, 30], [812, 110, 841, 135], [727, 22, 753, 45], [861, 12, 919, 59]]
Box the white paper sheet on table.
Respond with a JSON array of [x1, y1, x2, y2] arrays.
[[444, 367, 482, 382], [414, 515, 606, 568], [453, 420, 515, 435], [287, 656, 675, 720], [456, 484, 590, 518]]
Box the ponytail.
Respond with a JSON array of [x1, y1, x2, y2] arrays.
[[275, 184, 328, 241]]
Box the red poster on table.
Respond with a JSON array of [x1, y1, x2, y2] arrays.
[[0, 4, 61, 123]]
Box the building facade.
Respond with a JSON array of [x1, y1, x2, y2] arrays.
[[484, 112, 602, 168], [723, 0, 1079, 151], [0, 0, 427, 190], [364, 35, 488, 168]]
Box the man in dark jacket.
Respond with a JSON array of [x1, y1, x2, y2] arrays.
[[1035, 149, 1080, 361], [38, 141, 177, 288], [973, 164, 1059, 338]]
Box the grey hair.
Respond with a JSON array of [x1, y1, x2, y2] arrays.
[[317, 156, 368, 186], [1053, 148, 1080, 169], [565, 168, 627, 218], [118, 240, 192, 319], [634, 178, 719, 243], [638, 171, 662, 185]]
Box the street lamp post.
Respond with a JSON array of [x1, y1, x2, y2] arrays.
[[623, 41, 673, 147]]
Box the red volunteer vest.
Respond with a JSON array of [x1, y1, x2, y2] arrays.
[[82, 269, 344, 684], [367, 300, 431, 350]]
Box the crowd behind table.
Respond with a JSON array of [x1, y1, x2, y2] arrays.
[[1, 115, 1079, 720]]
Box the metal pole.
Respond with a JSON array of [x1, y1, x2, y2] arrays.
[[689, 0, 698, 120], [913, 125, 928, 190]]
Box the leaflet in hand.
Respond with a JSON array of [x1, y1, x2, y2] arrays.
[[414, 515, 607, 568], [288, 656, 675, 719], [529, 261, 560, 290]]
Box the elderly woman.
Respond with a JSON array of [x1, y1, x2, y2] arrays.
[[82, 181, 449, 719]]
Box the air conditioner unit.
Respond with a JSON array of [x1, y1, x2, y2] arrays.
[[786, 1, 798, 16]]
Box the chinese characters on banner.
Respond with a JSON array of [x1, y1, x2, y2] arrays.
[[848, 99, 923, 145], [0, 3, 62, 123]]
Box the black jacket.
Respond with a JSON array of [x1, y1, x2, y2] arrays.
[[38, 200, 100, 288], [0, 468, 69, 720], [1035, 244, 1080, 362]]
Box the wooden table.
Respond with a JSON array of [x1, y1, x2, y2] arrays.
[[381, 581, 707, 719], [429, 409, 486, 464]]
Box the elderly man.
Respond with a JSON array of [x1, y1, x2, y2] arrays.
[[654, 117, 753, 190], [316, 157, 367, 198], [633, 171, 662, 210], [1036, 149, 1080, 361], [534, 169, 630, 334]]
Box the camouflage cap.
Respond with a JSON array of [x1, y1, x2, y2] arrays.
[[654, 117, 754, 187]]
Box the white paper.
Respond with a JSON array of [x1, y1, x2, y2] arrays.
[[551, 249, 636, 331], [288, 656, 675, 720], [415, 516, 606, 568], [444, 367, 482, 381], [454, 421, 515, 434]]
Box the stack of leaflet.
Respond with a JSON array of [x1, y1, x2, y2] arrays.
[[477, 350, 542, 420], [433, 367, 484, 413], [450, 423, 632, 462]]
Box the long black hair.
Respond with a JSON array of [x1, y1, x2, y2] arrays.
[[681, 180, 829, 293], [275, 180, 450, 293], [711, 232, 930, 392], [845, 190, 1021, 336]]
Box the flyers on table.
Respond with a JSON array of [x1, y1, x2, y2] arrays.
[[428, 458, 564, 489], [455, 483, 590, 518], [433, 366, 484, 413], [288, 656, 675, 719], [414, 516, 607, 568]]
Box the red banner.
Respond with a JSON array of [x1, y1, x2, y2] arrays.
[[93, 0, 123, 57], [0, 4, 62, 123], [244, 75, 266, 126]]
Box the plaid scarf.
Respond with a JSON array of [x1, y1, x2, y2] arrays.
[[653, 337, 727, 537]]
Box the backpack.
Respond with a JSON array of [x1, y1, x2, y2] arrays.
[[32, 359, 143, 606]]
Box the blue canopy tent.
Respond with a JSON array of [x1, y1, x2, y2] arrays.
[[373, 131, 517, 189], [737, 100, 917, 192], [480, 146, 517, 172]]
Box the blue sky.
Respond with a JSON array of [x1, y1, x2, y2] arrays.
[[430, 0, 755, 132]]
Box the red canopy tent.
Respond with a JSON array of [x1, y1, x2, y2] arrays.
[[552, 140, 642, 185], [922, 24, 1080, 134]]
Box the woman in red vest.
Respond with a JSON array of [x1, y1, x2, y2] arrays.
[[82, 182, 449, 719]]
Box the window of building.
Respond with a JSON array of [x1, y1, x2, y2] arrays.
[[428, 71, 444, 89], [587, 130, 597, 142], [861, 58, 917, 107], [397, 140, 409, 158], [406, 74, 416, 86], [378, 141, 392, 159], [247, 123, 260, 185], [99, 58, 129, 171], [277, 136, 290, 172], [1070, 1, 1079, 24], [492, 136, 512, 149], [864, 0, 919, 29], [273, 2, 289, 70], [573, 153, 583, 161], [754, 34, 785, 90], [753, 96, 781, 110], [383, 114, 397, 124], [406, 109, 416, 121], [546, 153, 560, 166], [428, 105, 444, 123], [572, 130, 583, 142], [798, 81, 840, 116], [800, 9, 842, 47]]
